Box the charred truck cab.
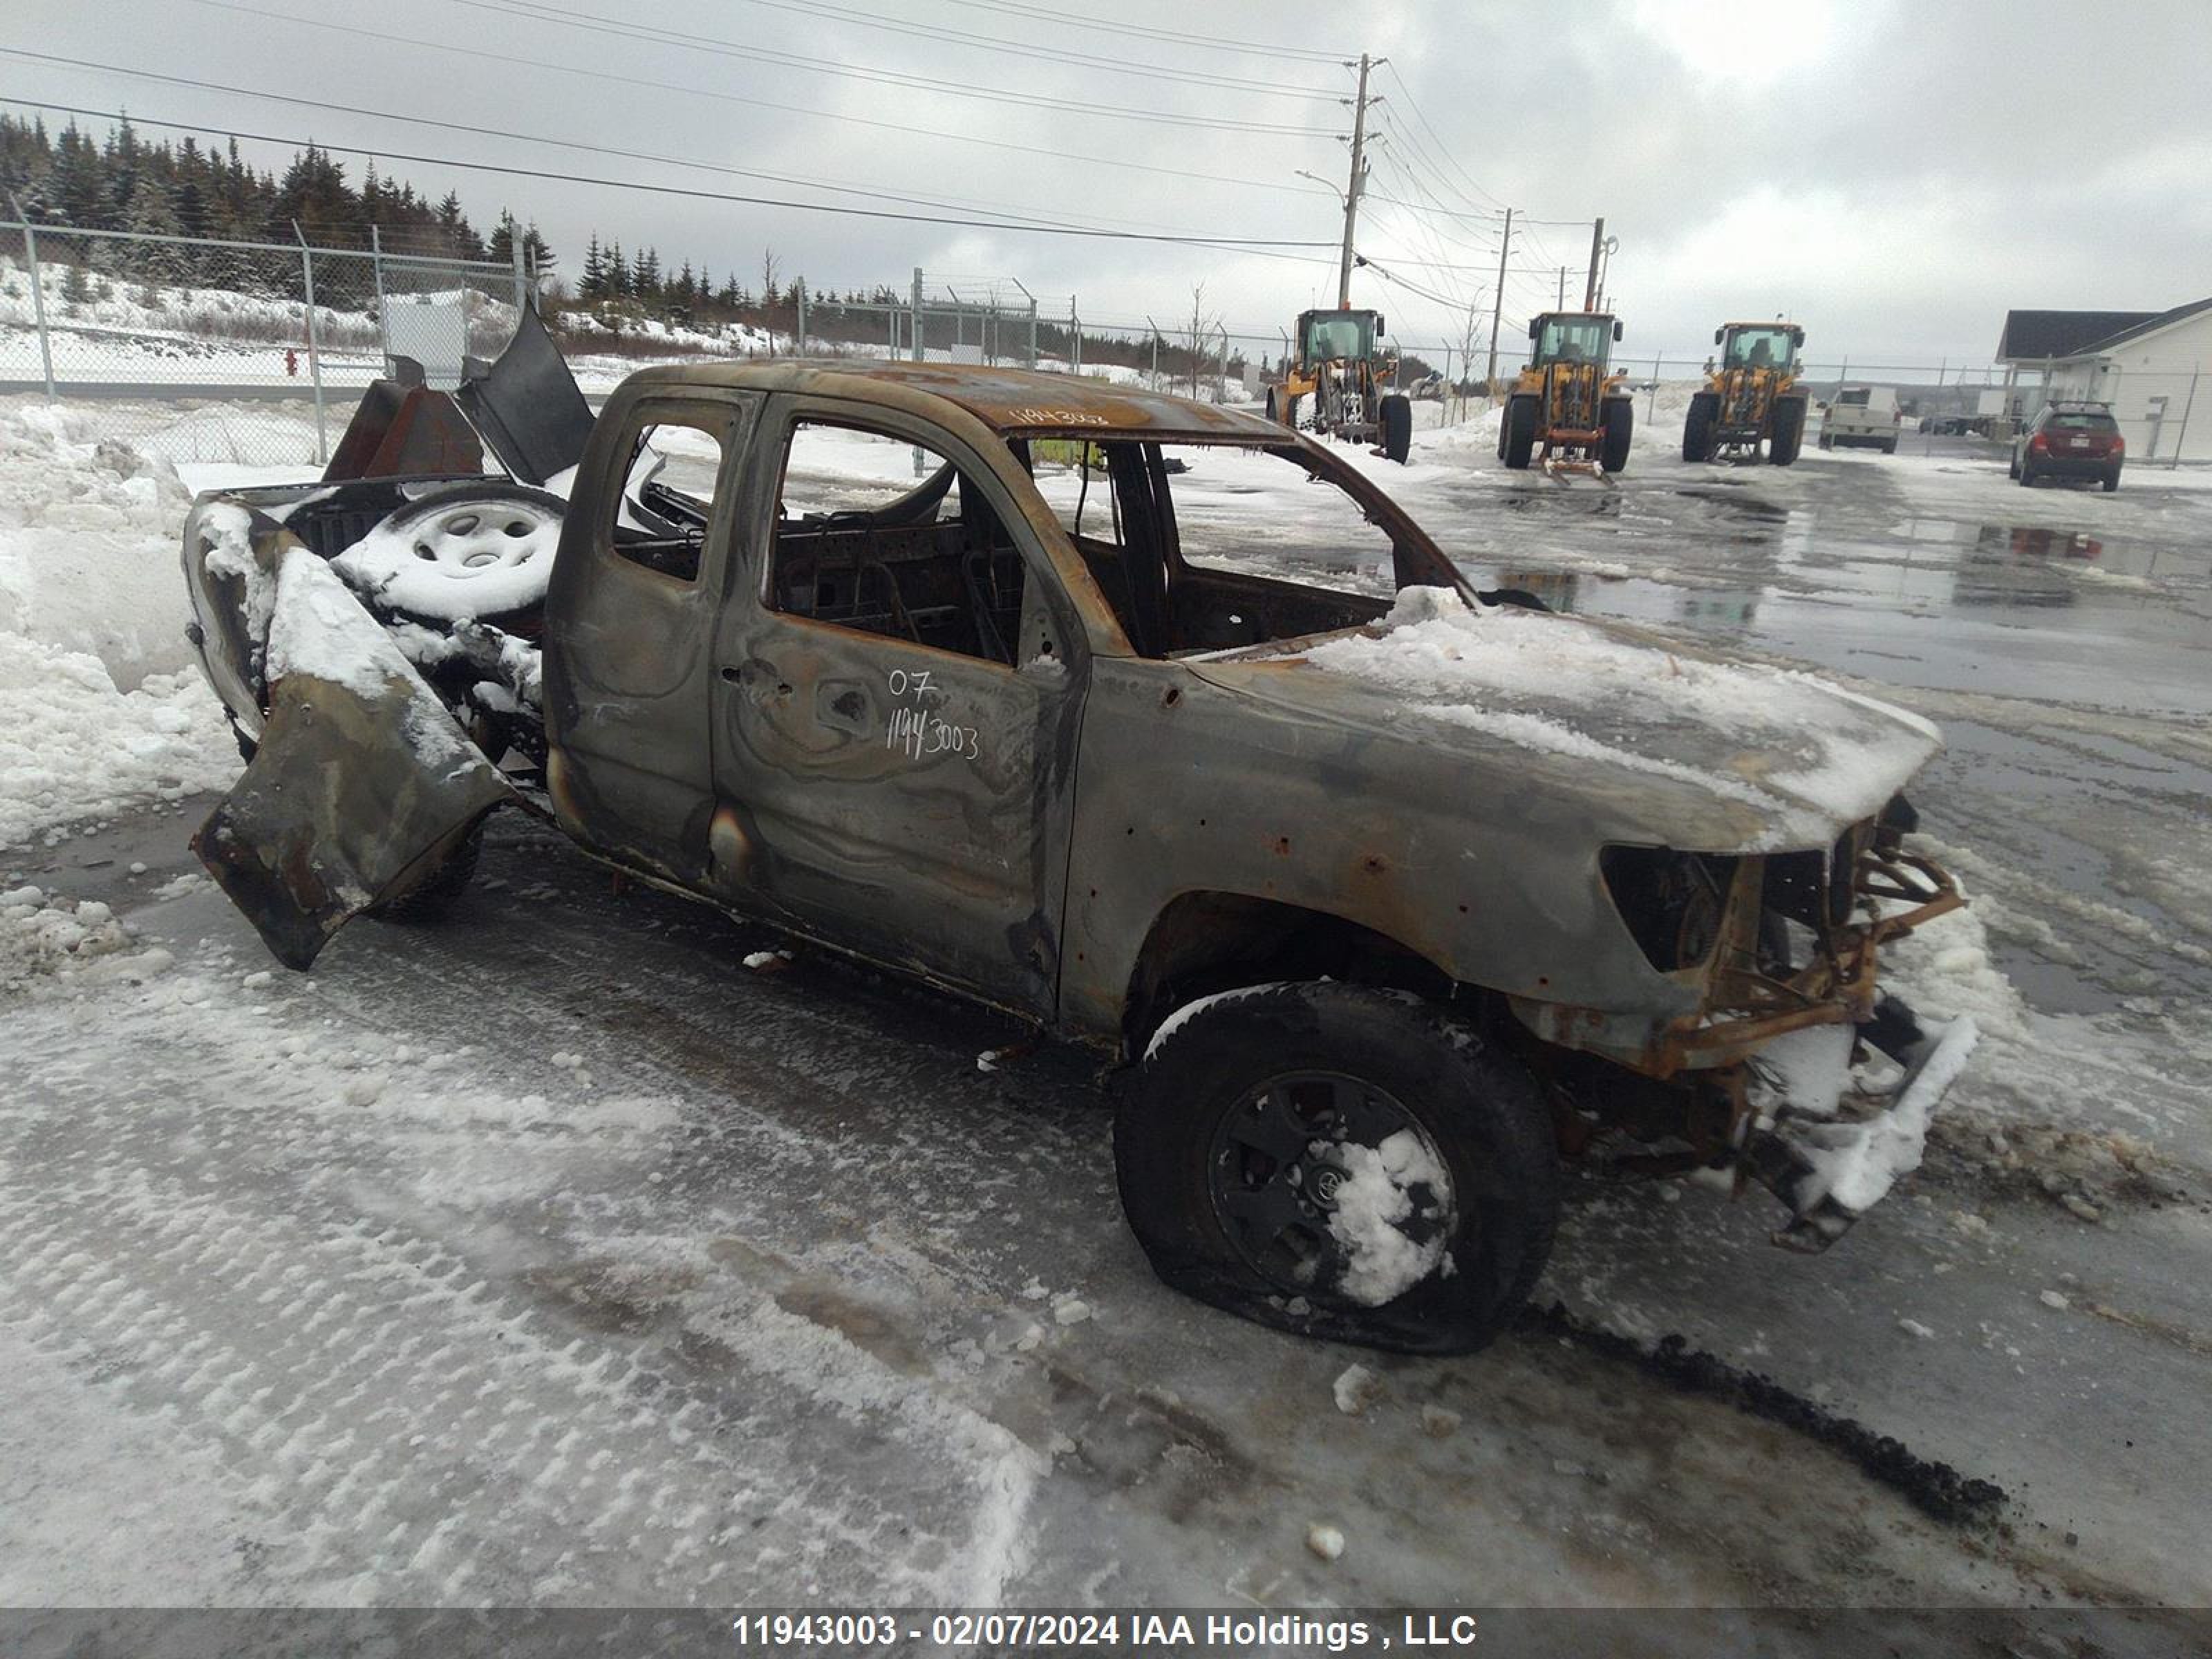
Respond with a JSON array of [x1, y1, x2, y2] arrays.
[[181, 329, 1976, 1355]]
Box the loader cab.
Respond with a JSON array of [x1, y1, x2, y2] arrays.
[[1528, 312, 1621, 373], [1717, 323, 1804, 374], [1298, 308, 1382, 370]]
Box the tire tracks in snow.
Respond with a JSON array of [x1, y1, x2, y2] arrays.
[[0, 931, 1044, 1605]]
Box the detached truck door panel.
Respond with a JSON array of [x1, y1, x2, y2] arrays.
[[708, 397, 1087, 1019], [545, 391, 759, 886]]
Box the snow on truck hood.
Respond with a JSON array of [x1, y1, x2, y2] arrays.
[[1191, 587, 1940, 854]]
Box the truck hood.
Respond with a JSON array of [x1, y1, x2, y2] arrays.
[[1185, 588, 1940, 854]]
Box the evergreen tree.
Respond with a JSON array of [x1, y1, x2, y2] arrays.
[[519, 219, 554, 274], [122, 172, 186, 281], [579, 232, 607, 301]]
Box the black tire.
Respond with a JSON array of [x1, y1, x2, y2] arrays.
[[2103, 466, 2121, 493], [1682, 393, 1717, 463], [1502, 396, 1538, 470], [1284, 393, 1303, 433], [1819, 427, 1835, 450], [1599, 398, 1633, 474], [1768, 397, 1806, 465], [2007, 449, 2021, 479], [1265, 388, 1286, 426], [367, 825, 485, 924], [2018, 459, 2036, 488], [1380, 394, 1412, 464], [1116, 982, 1561, 1355], [1882, 436, 1899, 455]]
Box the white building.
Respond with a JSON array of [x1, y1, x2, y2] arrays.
[[1996, 300, 2212, 462]]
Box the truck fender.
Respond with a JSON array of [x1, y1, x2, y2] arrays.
[[192, 542, 516, 969]]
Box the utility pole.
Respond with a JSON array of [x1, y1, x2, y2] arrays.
[[1557, 267, 1566, 310], [1484, 207, 1512, 393], [1336, 53, 1381, 308], [1583, 217, 1604, 309]]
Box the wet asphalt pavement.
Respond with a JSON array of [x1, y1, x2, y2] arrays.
[[5, 429, 2211, 1643]]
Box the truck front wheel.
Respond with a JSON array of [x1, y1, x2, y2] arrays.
[[1116, 982, 1560, 1355], [1683, 393, 1718, 462], [1502, 396, 1539, 470], [1768, 397, 1806, 465], [1600, 398, 1633, 473], [1380, 393, 1413, 464]]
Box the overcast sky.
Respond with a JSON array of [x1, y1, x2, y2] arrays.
[[8, 0, 2209, 370]]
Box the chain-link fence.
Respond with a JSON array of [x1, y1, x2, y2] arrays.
[[800, 274, 1042, 371], [1, 216, 528, 466], [15, 219, 2184, 470]]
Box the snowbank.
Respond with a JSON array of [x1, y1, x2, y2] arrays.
[[0, 630, 236, 850], [0, 883, 174, 993], [0, 401, 201, 682], [0, 406, 239, 846]]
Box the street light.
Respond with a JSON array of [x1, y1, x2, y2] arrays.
[[1295, 169, 1347, 205]]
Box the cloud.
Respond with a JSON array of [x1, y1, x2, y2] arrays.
[[13, 0, 2206, 368]]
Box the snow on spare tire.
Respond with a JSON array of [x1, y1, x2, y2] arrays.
[[331, 484, 563, 624]]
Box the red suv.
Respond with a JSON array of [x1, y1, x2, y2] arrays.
[[2012, 402, 2124, 491]]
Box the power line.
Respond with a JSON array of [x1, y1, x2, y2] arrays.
[[438, 0, 1338, 135], [0, 91, 1341, 259], [1370, 147, 1504, 263], [1380, 64, 1508, 211], [1356, 256, 1468, 314], [931, 0, 1349, 64], [704, 0, 1335, 100], [147, 2, 1344, 198], [0, 49, 1311, 248], [1359, 154, 1481, 323]]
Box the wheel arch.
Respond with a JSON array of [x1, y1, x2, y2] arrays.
[[1121, 889, 1459, 1056]]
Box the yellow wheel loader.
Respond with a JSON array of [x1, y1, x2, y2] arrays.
[[1498, 311, 1633, 475], [1266, 308, 1414, 464], [1685, 322, 1809, 465]]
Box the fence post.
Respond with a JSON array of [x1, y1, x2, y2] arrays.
[[910, 267, 923, 362], [1217, 325, 1228, 403], [796, 283, 807, 355], [1009, 278, 1037, 370], [1647, 353, 1660, 423], [292, 221, 328, 465], [512, 238, 527, 315], [8, 196, 56, 399], [370, 223, 388, 364], [1070, 299, 1080, 375]]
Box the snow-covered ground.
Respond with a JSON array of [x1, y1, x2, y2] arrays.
[[3, 388, 2212, 1623]]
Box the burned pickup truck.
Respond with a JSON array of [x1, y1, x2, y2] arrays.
[[181, 321, 1975, 1353]]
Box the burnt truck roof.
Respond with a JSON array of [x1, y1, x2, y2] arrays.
[[617, 357, 1289, 444]]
